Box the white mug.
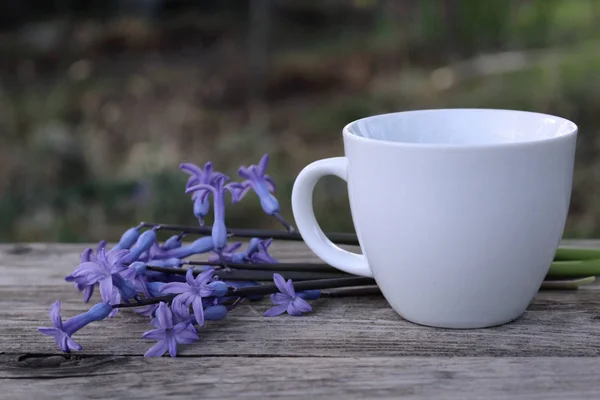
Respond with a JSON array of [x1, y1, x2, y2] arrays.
[[291, 108, 577, 329]]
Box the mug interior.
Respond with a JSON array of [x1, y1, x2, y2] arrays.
[[345, 109, 577, 146]]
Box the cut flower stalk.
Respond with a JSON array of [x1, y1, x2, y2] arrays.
[[144, 222, 600, 268]]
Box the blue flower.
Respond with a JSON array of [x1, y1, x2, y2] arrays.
[[38, 300, 112, 352], [159, 269, 216, 327], [70, 241, 129, 305], [64, 247, 96, 303], [185, 176, 244, 258], [249, 238, 278, 264], [143, 302, 199, 357], [263, 273, 312, 317], [180, 161, 228, 225], [238, 154, 295, 232]]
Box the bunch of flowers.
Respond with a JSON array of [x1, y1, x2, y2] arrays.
[[38, 154, 370, 357], [38, 153, 600, 357]]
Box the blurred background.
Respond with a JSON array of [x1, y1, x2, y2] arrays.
[[1, 0, 599, 242]]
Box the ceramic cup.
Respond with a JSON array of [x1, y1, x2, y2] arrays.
[[291, 108, 578, 329]]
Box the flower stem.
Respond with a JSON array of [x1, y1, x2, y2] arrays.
[[140, 222, 358, 245], [141, 222, 600, 264], [547, 259, 600, 278], [147, 265, 348, 281], [114, 276, 374, 309], [115, 294, 176, 308], [183, 260, 340, 273], [553, 247, 600, 261], [147, 257, 600, 281]]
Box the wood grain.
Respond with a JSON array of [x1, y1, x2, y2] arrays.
[[2, 241, 600, 399], [1, 355, 599, 400]]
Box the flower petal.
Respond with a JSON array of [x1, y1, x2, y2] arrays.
[[269, 293, 291, 305], [171, 301, 190, 324], [159, 282, 189, 294], [167, 338, 178, 357], [144, 340, 168, 357], [185, 268, 195, 286], [174, 323, 199, 344], [224, 242, 243, 253], [83, 285, 94, 304], [257, 154, 269, 175], [80, 248, 94, 263], [194, 268, 214, 286], [287, 305, 303, 316], [263, 304, 288, 317], [142, 328, 166, 340], [38, 327, 60, 337], [264, 175, 277, 192], [291, 296, 312, 313], [49, 300, 62, 329], [59, 335, 70, 352], [179, 162, 204, 177], [175, 292, 194, 307], [191, 297, 205, 326], [72, 261, 105, 277], [108, 249, 129, 268], [286, 279, 296, 298], [66, 337, 83, 351], [272, 273, 289, 295], [155, 302, 173, 329], [99, 278, 113, 304]]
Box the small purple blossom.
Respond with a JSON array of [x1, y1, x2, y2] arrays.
[[238, 154, 295, 232], [159, 269, 216, 326], [185, 176, 244, 257], [264, 273, 312, 317], [71, 241, 129, 305], [249, 238, 278, 264], [38, 300, 112, 352], [180, 161, 228, 225], [143, 302, 199, 357], [65, 247, 96, 303]]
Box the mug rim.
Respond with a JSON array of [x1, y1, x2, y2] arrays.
[[342, 108, 578, 150]]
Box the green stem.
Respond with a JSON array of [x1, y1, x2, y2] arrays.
[[554, 247, 600, 261], [548, 259, 600, 278]]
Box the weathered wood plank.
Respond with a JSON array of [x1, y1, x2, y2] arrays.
[[3, 286, 600, 356], [1, 355, 599, 400], [2, 240, 600, 357]]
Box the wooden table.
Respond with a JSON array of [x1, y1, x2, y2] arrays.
[[2, 240, 600, 399]]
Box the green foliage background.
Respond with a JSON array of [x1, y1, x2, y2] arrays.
[[1, 0, 600, 242]]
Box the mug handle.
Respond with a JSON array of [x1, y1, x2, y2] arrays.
[[291, 157, 372, 278]]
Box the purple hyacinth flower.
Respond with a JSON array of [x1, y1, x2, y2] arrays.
[[38, 301, 112, 352], [65, 247, 97, 303], [238, 154, 295, 232], [37, 301, 82, 352], [71, 242, 129, 305], [249, 238, 278, 264], [185, 176, 244, 259], [143, 302, 199, 357], [159, 268, 215, 326], [264, 273, 312, 317], [180, 161, 228, 225]]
